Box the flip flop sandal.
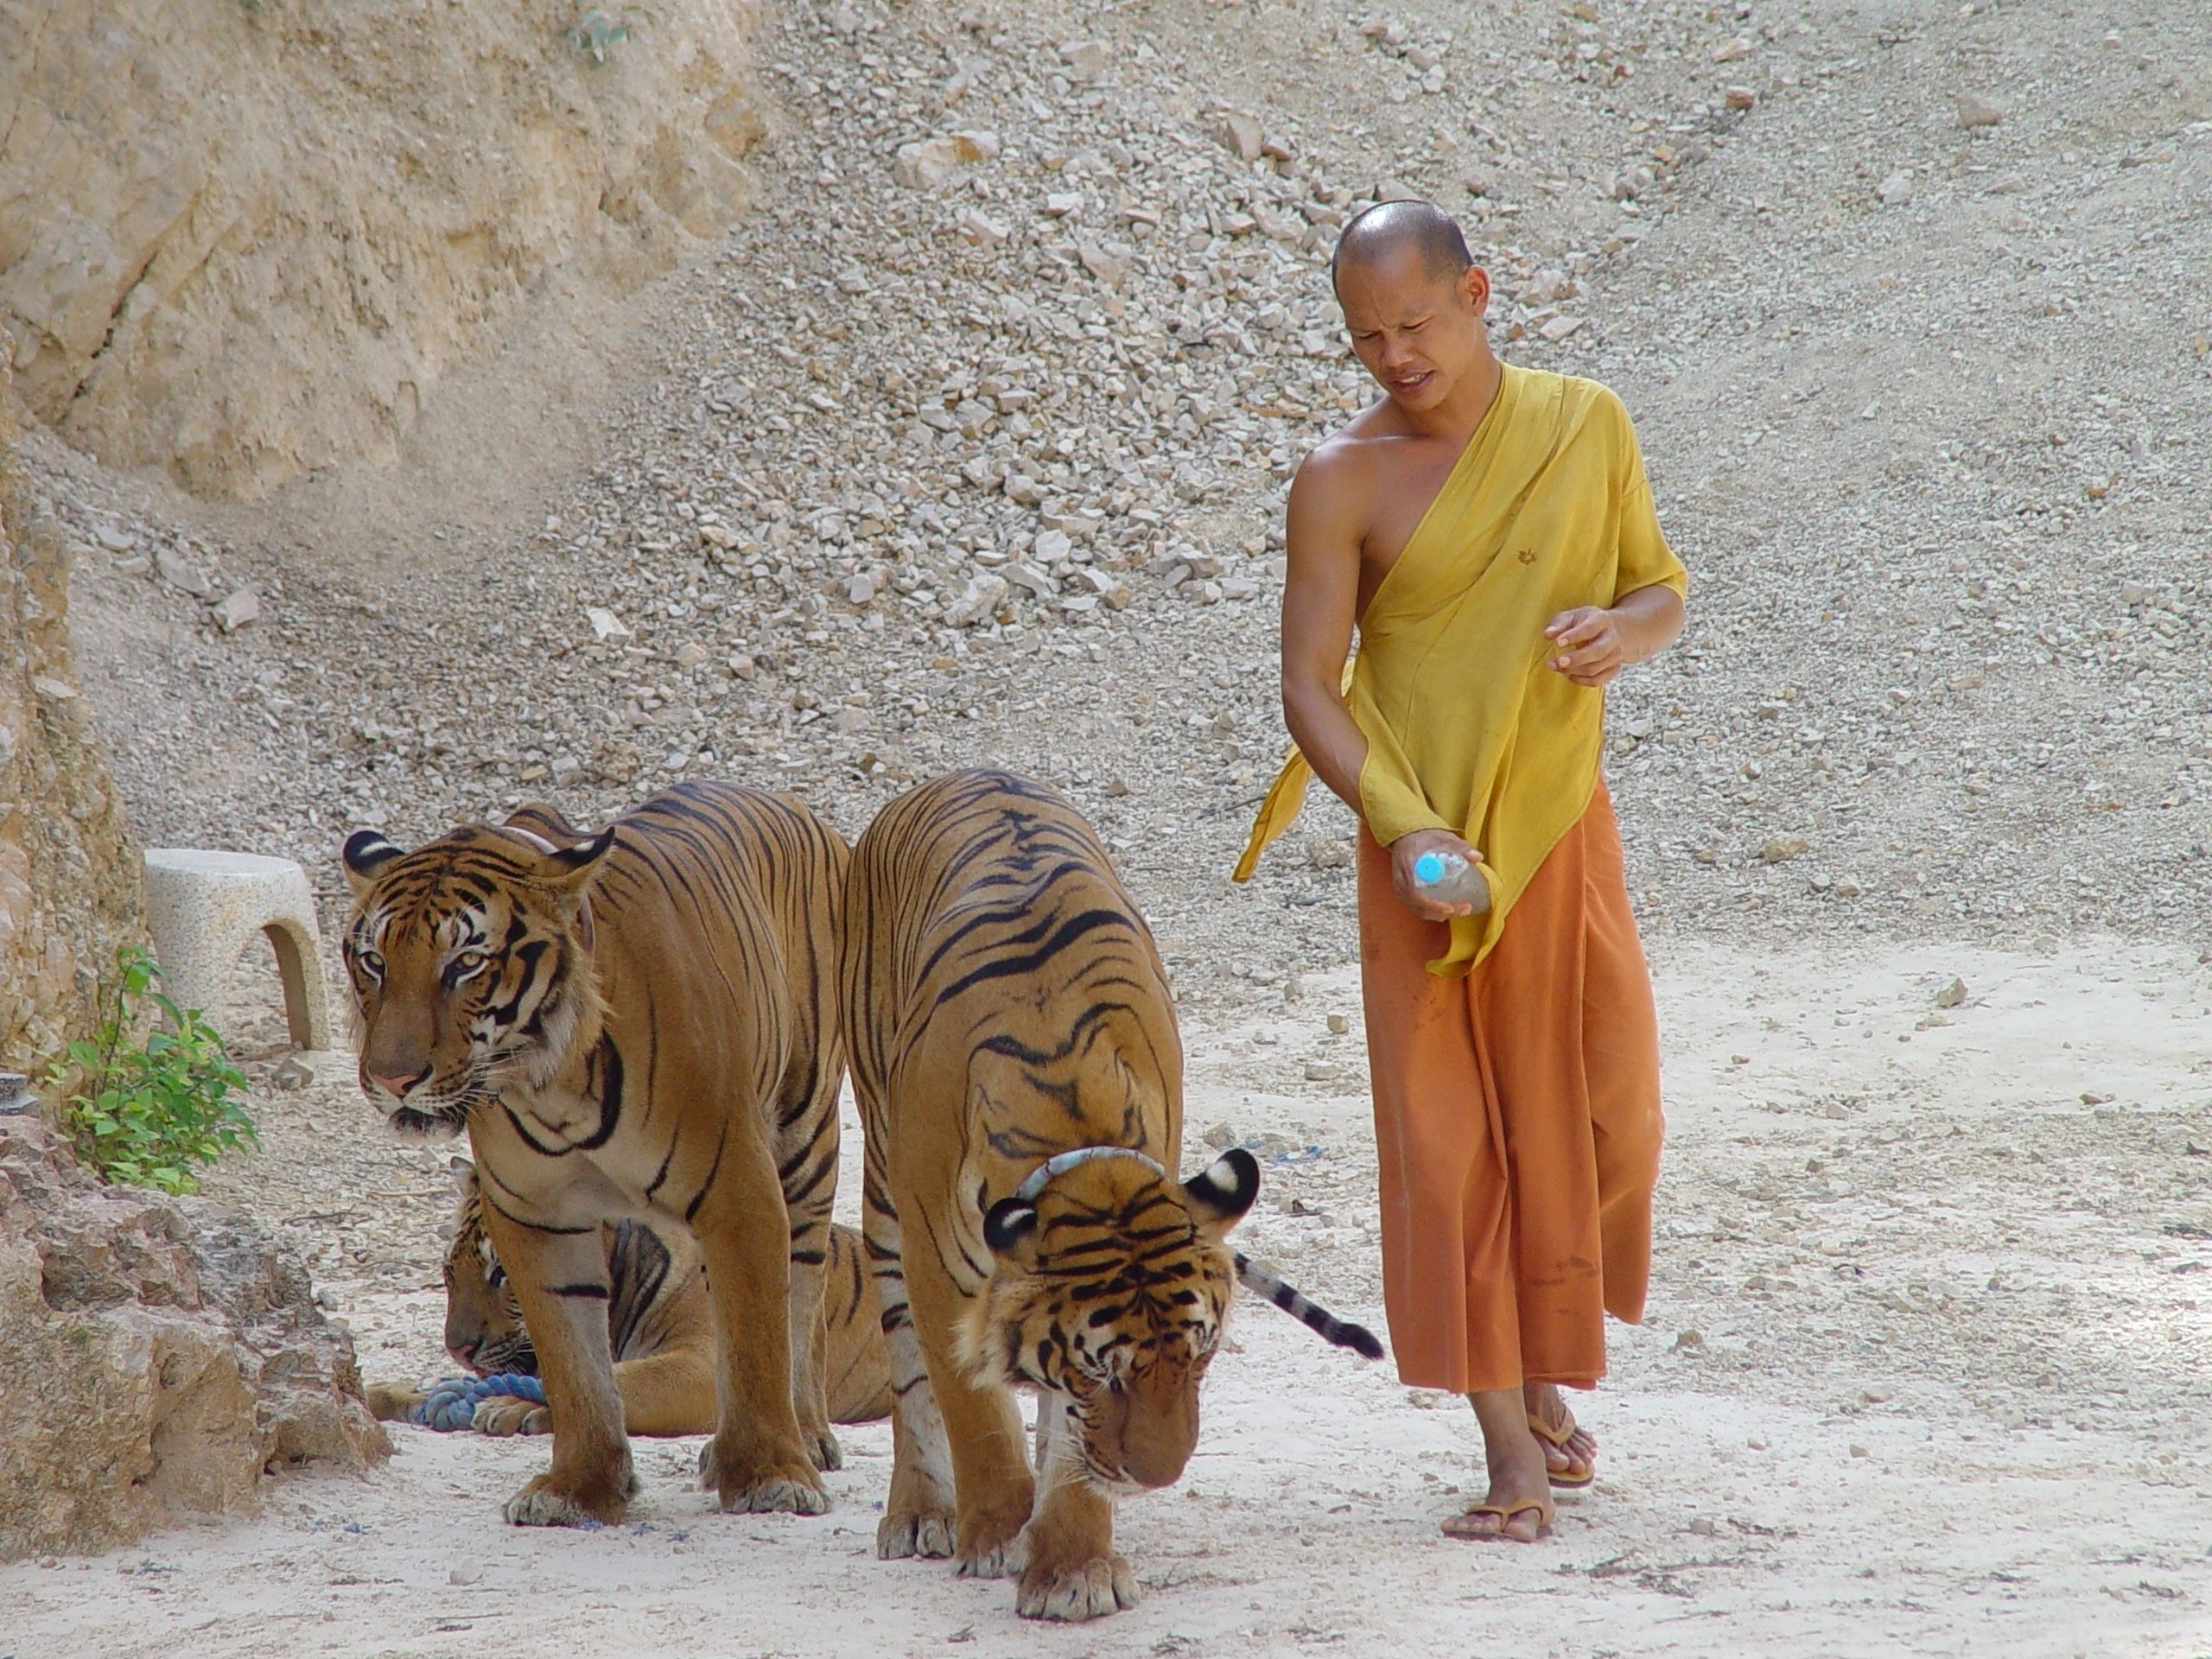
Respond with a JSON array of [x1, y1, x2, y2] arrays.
[[1527, 1409, 1596, 1490], [1442, 1497, 1554, 1541]]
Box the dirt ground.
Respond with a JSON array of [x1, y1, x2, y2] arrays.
[[3, 935, 2208, 1658]]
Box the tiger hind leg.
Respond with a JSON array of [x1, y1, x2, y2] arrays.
[[867, 1169, 957, 1561]]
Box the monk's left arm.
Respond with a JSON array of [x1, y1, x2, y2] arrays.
[[1543, 582, 1683, 688]]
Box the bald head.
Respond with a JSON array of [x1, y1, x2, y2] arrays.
[[1330, 199, 1475, 291]]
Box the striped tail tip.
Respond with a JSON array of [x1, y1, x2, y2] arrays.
[[1234, 1252, 1387, 1362], [1336, 1320, 1386, 1362]]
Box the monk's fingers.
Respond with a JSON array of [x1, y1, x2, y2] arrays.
[[1544, 608, 1607, 645]]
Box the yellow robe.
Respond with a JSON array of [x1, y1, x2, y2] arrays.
[[1234, 365, 1686, 976]]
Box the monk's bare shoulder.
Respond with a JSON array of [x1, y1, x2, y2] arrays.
[[1290, 405, 1402, 526]]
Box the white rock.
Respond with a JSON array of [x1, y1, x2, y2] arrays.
[[585, 606, 632, 641], [156, 547, 213, 598], [1712, 35, 1752, 61], [673, 640, 711, 666], [1955, 92, 2003, 129], [957, 208, 1008, 245], [944, 571, 1008, 627], [213, 588, 260, 632], [1079, 242, 1133, 289], [1077, 569, 1132, 610], [1043, 192, 1082, 218], [894, 132, 996, 191], [1005, 562, 1058, 597], [1877, 170, 1915, 206], [1060, 40, 1109, 80], [1033, 529, 1073, 563], [1538, 315, 1586, 342], [1217, 110, 1263, 162]]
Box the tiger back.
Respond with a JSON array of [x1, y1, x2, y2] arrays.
[[340, 781, 846, 1528], [841, 769, 1262, 1623]]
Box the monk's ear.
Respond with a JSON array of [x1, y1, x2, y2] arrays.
[[1181, 1149, 1260, 1241], [342, 830, 404, 895]]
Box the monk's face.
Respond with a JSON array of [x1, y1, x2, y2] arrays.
[[1335, 249, 1491, 413]]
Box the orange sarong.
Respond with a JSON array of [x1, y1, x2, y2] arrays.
[[1357, 777, 1662, 1395]]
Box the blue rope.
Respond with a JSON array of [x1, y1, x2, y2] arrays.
[[405, 1372, 549, 1433]]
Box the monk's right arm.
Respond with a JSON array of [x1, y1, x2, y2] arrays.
[[1278, 452, 1370, 812]]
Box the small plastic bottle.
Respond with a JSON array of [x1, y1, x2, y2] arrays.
[[1411, 849, 1492, 912]]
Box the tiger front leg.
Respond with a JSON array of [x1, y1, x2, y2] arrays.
[[690, 1160, 830, 1516], [903, 1240, 1034, 1579], [1016, 1408, 1137, 1621], [480, 1211, 637, 1527]]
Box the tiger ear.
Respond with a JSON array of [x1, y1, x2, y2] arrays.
[[341, 830, 404, 894], [982, 1197, 1039, 1262], [535, 826, 617, 895], [1181, 1148, 1261, 1239]]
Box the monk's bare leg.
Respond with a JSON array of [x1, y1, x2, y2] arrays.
[[1524, 1381, 1597, 1484], [1442, 1389, 1554, 1541]]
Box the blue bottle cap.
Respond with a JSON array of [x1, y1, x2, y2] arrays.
[[1413, 851, 1447, 884]]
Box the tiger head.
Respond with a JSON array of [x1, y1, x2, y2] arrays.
[[963, 1147, 1261, 1492], [339, 820, 614, 1136], [441, 1160, 536, 1376]]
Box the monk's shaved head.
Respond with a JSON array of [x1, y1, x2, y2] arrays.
[[1331, 199, 1475, 290]]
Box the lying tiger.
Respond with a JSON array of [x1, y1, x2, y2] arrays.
[[842, 769, 1379, 1623], [341, 782, 847, 1525], [369, 1163, 892, 1435]]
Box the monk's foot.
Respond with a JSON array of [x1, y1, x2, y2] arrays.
[[1523, 1382, 1597, 1488], [1446, 1389, 1557, 1542]]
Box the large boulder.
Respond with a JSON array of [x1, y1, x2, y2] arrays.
[[0, 334, 141, 1074], [0, 0, 766, 499], [0, 1115, 389, 1561]]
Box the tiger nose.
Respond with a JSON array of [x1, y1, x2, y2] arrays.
[[371, 1065, 430, 1100]]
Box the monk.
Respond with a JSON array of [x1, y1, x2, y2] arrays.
[[1233, 200, 1685, 1543]]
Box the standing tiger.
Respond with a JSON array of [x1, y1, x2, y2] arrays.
[[368, 1163, 893, 1436], [843, 769, 1373, 1624], [340, 782, 846, 1526]]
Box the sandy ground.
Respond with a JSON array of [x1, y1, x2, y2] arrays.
[[5, 934, 2208, 1659]]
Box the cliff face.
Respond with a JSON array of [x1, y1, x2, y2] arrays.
[[0, 339, 141, 1073], [0, 0, 766, 500]]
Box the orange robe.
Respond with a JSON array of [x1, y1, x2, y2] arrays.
[[1357, 778, 1662, 1394]]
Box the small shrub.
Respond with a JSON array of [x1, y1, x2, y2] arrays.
[[48, 945, 258, 1196], [567, 5, 652, 63]]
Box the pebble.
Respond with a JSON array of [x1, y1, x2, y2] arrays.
[[1933, 977, 1967, 1009], [213, 588, 260, 632], [1760, 836, 1810, 863], [1954, 92, 2003, 129]]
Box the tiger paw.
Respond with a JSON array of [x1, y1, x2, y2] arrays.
[[697, 1440, 829, 1516], [804, 1423, 844, 1473], [877, 1505, 957, 1560], [363, 1382, 426, 1423], [953, 1506, 1030, 1580], [1015, 1553, 1140, 1622], [501, 1462, 639, 1528], [473, 1395, 553, 1437]]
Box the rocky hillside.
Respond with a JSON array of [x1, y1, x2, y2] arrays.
[[0, 340, 138, 1071], [23, 0, 2212, 1026]]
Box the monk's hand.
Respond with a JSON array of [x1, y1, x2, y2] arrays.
[[1390, 830, 1483, 922], [1543, 606, 1625, 687]]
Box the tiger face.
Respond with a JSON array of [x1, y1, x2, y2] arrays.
[[442, 1165, 537, 1376], [339, 823, 613, 1135], [963, 1149, 1260, 1491]]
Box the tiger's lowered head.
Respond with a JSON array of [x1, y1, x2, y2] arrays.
[[340, 821, 613, 1138], [961, 1146, 1260, 1492]]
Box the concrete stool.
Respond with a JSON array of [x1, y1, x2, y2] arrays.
[[141, 850, 335, 1052]]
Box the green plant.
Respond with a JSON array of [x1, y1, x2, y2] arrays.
[[566, 4, 652, 63], [48, 946, 258, 1196]]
